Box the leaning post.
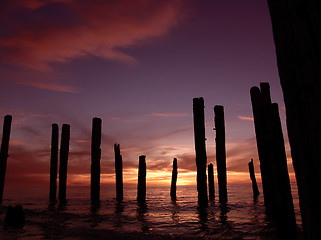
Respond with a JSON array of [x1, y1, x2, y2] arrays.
[[170, 158, 178, 200], [137, 155, 146, 202], [248, 159, 260, 199], [58, 124, 70, 202], [114, 144, 123, 201], [208, 163, 215, 201], [91, 117, 102, 202], [49, 123, 59, 201]]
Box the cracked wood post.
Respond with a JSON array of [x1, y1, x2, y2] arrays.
[[267, 1, 321, 237], [58, 124, 70, 202], [114, 143, 123, 201], [49, 123, 59, 201], [208, 163, 215, 201], [91, 118, 101, 202], [214, 105, 227, 204], [248, 159, 260, 199], [0, 115, 12, 204], [193, 97, 208, 206], [170, 158, 178, 200], [137, 155, 146, 202]]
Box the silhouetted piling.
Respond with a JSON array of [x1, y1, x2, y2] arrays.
[[267, 2, 321, 237], [137, 155, 146, 202], [208, 163, 215, 201], [58, 124, 70, 201], [170, 158, 178, 200], [91, 118, 101, 202], [193, 97, 208, 206], [250, 83, 296, 233], [248, 159, 260, 199], [0, 115, 12, 204], [114, 144, 123, 201], [214, 105, 227, 204], [49, 124, 59, 201]]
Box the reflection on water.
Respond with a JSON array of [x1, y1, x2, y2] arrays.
[[0, 184, 302, 239]]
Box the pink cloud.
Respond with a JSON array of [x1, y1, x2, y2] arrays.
[[0, 0, 187, 71], [152, 113, 188, 118], [238, 115, 254, 121]]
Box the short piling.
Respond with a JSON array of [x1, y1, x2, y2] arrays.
[[214, 105, 228, 204], [114, 144, 123, 201], [248, 159, 260, 199], [58, 124, 70, 202], [0, 115, 12, 204], [170, 158, 178, 200], [91, 118, 101, 202], [49, 124, 59, 201], [137, 155, 146, 202], [193, 97, 208, 206], [208, 163, 215, 201]]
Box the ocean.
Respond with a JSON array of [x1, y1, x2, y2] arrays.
[[0, 184, 302, 239]]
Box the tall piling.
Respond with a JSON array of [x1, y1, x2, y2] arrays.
[[137, 155, 146, 202], [250, 83, 296, 233], [58, 124, 70, 202], [267, 1, 321, 237], [208, 163, 215, 201], [49, 124, 59, 201], [248, 159, 260, 199], [193, 97, 208, 206], [170, 158, 178, 200], [114, 144, 123, 201], [214, 105, 227, 204], [91, 118, 101, 202], [0, 115, 12, 204]]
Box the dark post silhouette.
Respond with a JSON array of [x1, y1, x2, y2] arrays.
[[0, 115, 12, 204], [214, 105, 227, 204], [170, 158, 178, 200], [267, 1, 321, 238], [137, 155, 146, 202], [208, 163, 215, 201], [250, 83, 296, 233], [49, 124, 59, 201], [91, 118, 101, 202], [114, 143, 123, 201], [193, 97, 208, 206], [58, 124, 70, 201], [248, 159, 260, 199]]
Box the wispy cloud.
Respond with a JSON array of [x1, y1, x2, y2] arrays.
[[0, 0, 187, 71], [238, 115, 254, 121], [152, 113, 188, 118], [19, 80, 79, 93]]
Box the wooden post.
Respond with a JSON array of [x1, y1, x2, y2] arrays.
[[91, 118, 101, 202], [114, 143, 123, 201], [137, 155, 146, 202], [250, 83, 296, 233], [248, 159, 260, 199], [193, 97, 208, 206], [214, 105, 227, 204], [58, 124, 70, 201], [0, 115, 12, 204], [208, 163, 215, 201], [267, 2, 321, 237], [49, 124, 59, 201], [170, 158, 178, 200]]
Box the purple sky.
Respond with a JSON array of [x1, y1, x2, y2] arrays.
[[0, 0, 293, 187]]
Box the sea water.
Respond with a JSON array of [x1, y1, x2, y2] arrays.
[[0, 184, 302, 239]]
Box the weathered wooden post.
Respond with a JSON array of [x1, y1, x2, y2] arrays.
[[208, 163, 215, 201], [248, 159, 260, 199], [193, 97, 208, 206], [267, 1, 321, 237], [49, 124, 59, 201], [114, 143, 123, 201], [0, 115, 12, 204], [170, 158, 178, 200], [214, 105, 228, 204], [91, 118, 101, 202], [250, 83, 296, 233], [137, 155, 146, 202], [58, 124, 70, 201]]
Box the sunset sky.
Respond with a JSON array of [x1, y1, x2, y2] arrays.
[[0, 0, 294, 188]]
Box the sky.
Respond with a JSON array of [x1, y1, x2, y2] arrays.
[[0, 0, 295, 188]]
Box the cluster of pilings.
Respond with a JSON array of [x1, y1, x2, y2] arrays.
[[193, 98, 228, 206], [250, 83, 296, 233]]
